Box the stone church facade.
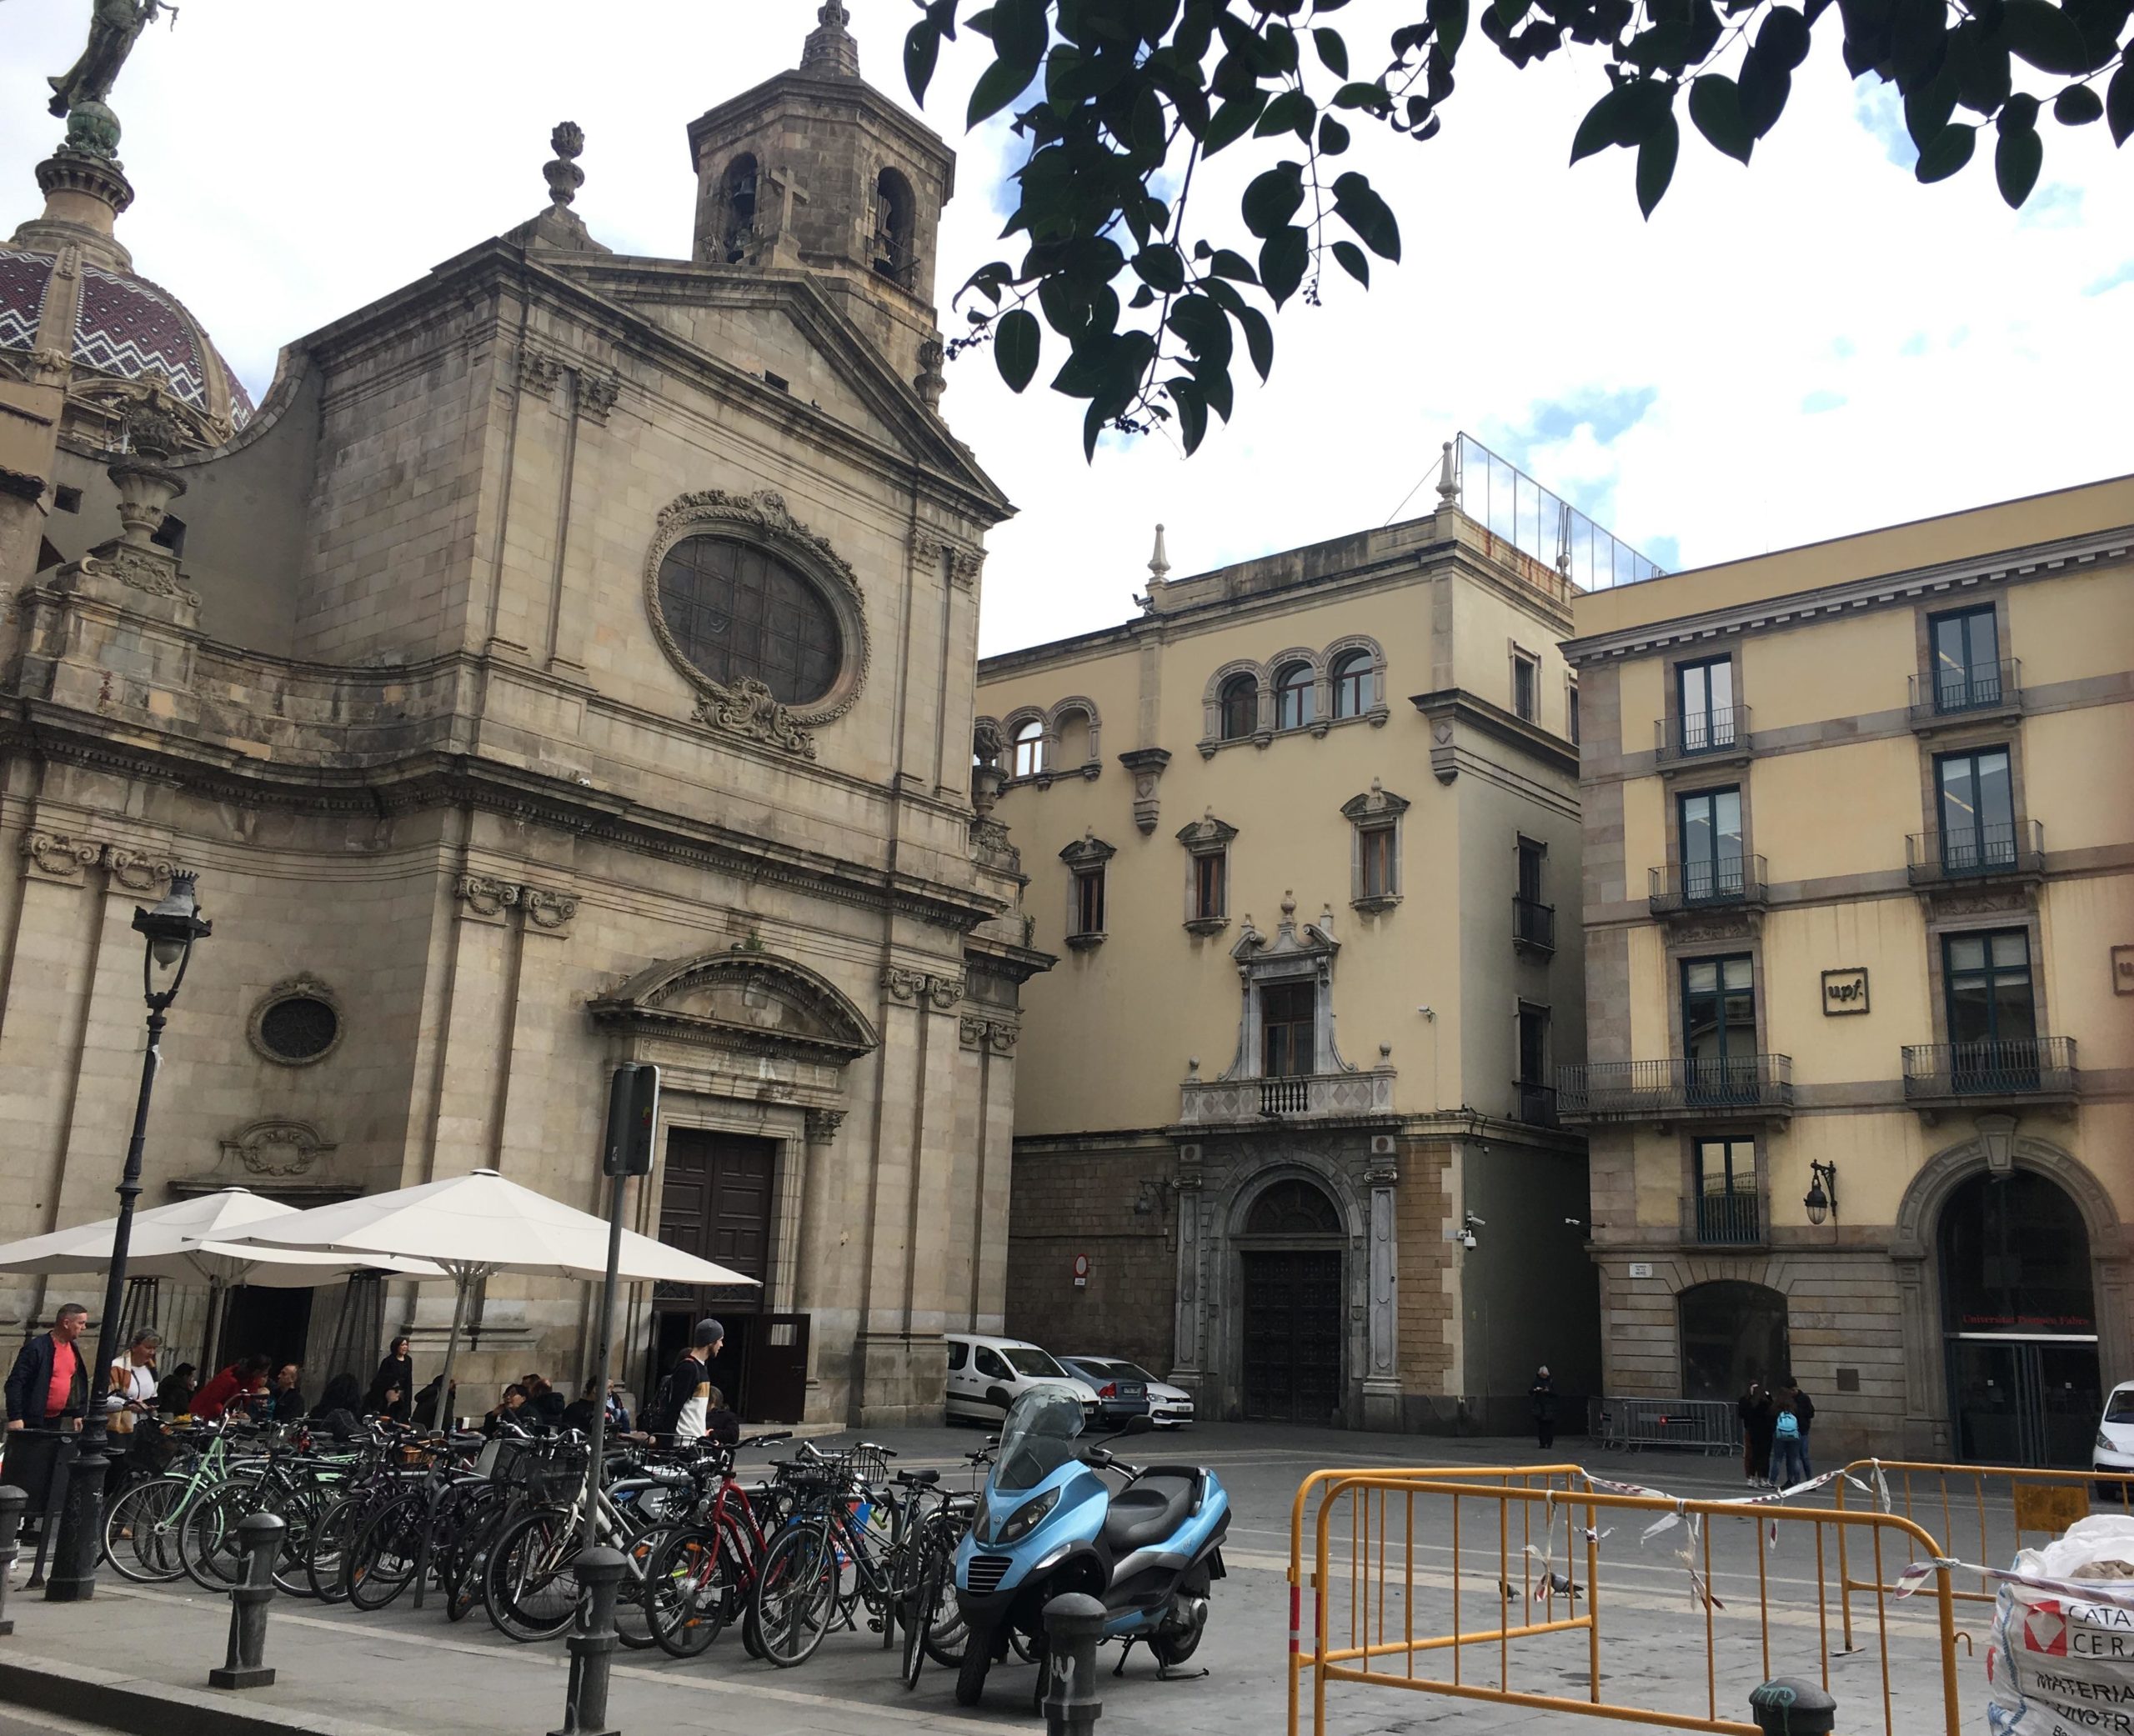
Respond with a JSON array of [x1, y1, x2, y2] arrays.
[[0, 7, 1042, 1423]]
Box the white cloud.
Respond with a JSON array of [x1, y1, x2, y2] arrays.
[[6, 2, 2126, 658]]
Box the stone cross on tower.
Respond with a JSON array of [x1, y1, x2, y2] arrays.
[[800, 2, 861, 78]]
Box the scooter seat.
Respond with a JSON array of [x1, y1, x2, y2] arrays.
[[1100, 1470, 1198, 1553]]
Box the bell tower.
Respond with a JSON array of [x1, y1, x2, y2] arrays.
[[685, 3, 955, 406]]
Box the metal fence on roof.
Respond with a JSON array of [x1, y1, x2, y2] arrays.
[[1450, 432, 1666, 593]]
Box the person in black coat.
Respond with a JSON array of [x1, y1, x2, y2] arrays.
[[1738, 1383, 1777, 1487], [4, 1303, 92, 1432], [365, 1338, 414, 1415], [1530, 1366, 1559, 1451]]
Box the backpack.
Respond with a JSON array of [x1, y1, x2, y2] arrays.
[[1774, 1409, 1800, 1441], [641, 1356, 693, 1437]]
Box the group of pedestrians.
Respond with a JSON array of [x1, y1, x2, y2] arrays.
[[1738, 1378, 1816, 1488]]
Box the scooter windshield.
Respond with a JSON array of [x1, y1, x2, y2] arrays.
[[994, 1387, 1085, 1493]]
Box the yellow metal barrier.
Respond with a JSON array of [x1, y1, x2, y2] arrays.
[[1830, 1458, 2130, 1645], [1288, 1469, 1961, 1736]]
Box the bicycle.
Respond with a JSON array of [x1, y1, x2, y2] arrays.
[[98, 1418, 247, 1584], [643, 1431, 794, 1658], [752, 1442, 927, 1669]]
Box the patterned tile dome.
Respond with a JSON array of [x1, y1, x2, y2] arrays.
[[0, 243, 253, 448]]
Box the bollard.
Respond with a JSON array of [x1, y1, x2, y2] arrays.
[[0, 1486, 24, 1636], [1749, 1678, 1837, 1736], [549, 1546, 625, 1736], [208, 1513, 285, 1690], [1040, 1592, 1109, 1736]]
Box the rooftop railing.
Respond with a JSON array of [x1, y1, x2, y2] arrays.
[[1445, 433, 1667, 594]]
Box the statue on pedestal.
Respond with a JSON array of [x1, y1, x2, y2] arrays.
[[47, 0, 173, 153]]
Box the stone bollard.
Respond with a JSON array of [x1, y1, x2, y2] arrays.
[[0, 1486, 25, 1637], [1040, 1592, 1109, 1736], [549, 1547, 625, 1736], [1749, 1678, 1837, 1736], [208, 1513, 285, 1689]]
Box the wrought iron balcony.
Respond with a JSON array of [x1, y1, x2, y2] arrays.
[[1694, 1190, 1762, 1245], [1909, 658, 2021, 727], [1906, 820, 2045, 888], [1649, 855, 1768, 918], [1179, 1067, 1397, 1126], [1902, 1037, 2077, 1109], [1555, 1055, 1793, 1125], [1514, 1081, 1560, 1128], [1512, 895, 1555, 955], [1655, 704, 1752, 766]]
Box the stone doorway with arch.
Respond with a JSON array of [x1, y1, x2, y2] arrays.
[[1678, 1279, 1791, 1403], [1893, 1129, 2130, 1466], [1236, 1178, 1347, 1423]]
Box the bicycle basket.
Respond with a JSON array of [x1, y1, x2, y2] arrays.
[[852, 1446, 891, 1489]]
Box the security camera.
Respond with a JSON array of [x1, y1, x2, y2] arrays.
[[1417, 1006, 1435, 1020], [1465, 1212, 1486, 1229], [1457, 1228, 1478, 1250], [1563, 1217, 1586, 1228]]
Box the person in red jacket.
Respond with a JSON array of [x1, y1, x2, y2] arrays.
[[189, 1355, 270, 1421]]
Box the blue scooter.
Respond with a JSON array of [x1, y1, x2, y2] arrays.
[[953, 1387, 1230, 1712]]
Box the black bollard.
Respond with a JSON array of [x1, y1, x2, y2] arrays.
[[549, 1547, 625, 1736], [1040, 1593, 1109, 1736], [0, 1486, 24, 1637], [208, 1513, 285, 1690], [1749, 1678, 1837, 1736]]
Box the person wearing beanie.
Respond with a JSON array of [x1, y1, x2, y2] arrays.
[[655, 1318, 724, 1440]]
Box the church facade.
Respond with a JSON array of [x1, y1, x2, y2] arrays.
[[0, 7, 1041, 1423]]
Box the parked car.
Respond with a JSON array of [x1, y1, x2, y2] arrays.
[[1055, 1355, 1152, 1427], [944, 1333, 1100, 1426], [1062, 1354, 1194, 1428], [2096, 1380, 2134, 1496]]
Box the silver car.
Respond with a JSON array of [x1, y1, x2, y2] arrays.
[[1063, 1355, 1195, 1427]]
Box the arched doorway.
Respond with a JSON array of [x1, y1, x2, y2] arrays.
[[1939, 1170, 2101, 1466], [1238, 1178, 1345, 1423], [1679, 1280, 1789, 1402]]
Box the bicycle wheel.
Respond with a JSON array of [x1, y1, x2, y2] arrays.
[[754, 1521, 839, 1668], [439, 1486, 504, 1623], [483, 1507, 583, 1643], [346, 1492, 426, 1612], [101, 1476, 184, 1583], [305, 1493, 369, 1603], [919, 1528, 969, 1668], [273, 1483, 331, 1597], [614, 1524, 669, 1652], [900, 1548, 942, 1688], [648, 1528, 735, 1658], [178, 1482, 253, 1592]]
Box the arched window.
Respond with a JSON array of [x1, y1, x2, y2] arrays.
[[874, 168, 916, 287], [1678, 1280, 1790, 1403], [1330, 650, 1374, 718], [721, 155, 759, 263], [1219, 673, 1258, 741], [1011, 718, 1044, 778], [1275, 662, 1316, 731], [1055, 708, 1092, 768], [1245, 1178, 1342, 1237]]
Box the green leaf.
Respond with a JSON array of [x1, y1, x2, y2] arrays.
[[1431, 0, 1470, 60], [1688, 74, 1755, 163], [1241, 163, 1306, 238], [994, 308, 1041, 393], [1133, 244, 1187, 293], [968, 56, 1038, 127], [1756, 5, 1813, 70], [1636, 113, 1681, 217], [1571, 87, 1631, 162], [1494, 0, 1532, 28], [1314, 28, 1350, 75], [1905, 66, 1959, 152], [1082, 398, 1110, 462], [990, 0, 1050, 67], [2111, 62, 2134, 145], [1168, 378, 1210, 454], [1259, 225, 1310, 305], [1996, 0, 2094, 75], [1332, 80, 1390, 110], [1208, 248, 1260, 283], [1331, 239, 1370, 284], [1915, 120, 1977, 181], [1319, 114, 1352, 153], [1130, 86, 1168, 158], [2052, 85, 2103, 126], [1331, 171, 1402, 259], [1236, 304, 1275, 381], [904, 22, 941, 104], [1994, 123, 2043, 204], [1205, 91, 1269, 154], [1257, 90, 1317, 139]]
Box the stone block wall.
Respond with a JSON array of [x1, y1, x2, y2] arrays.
[[1005, 1138, 1178, 1371]]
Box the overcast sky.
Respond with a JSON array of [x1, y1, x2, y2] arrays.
[[4, 1, 2127, 655]]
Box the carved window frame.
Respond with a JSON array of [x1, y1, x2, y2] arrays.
[[1060, 832, 1115, 950], [1340, 783, 1410, 913], [248, 974, 346, 1068], [1325, 636, 1390, 727], [1510, 640, 1542, 724], [1202, 659, 1267, 753], [1000, 706, 1049, 785], [1047, 696, 1104, 780], [644, 488, 872, 738], [1177, 811, 1239, 935], [1269, 648, 1323, 734]]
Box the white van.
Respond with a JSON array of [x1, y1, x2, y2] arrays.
[[944, 1333, 1100, 1425]]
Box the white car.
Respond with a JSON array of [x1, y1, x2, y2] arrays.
[[1064, 1354, 1195, 1428], [2095, 1380, 2134, 1493], [944, 1333, 1100, 1426]]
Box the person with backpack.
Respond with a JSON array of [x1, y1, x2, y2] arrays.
[[649, 1318, 723, 1440], [1781, 1379, 1817, 1478], [1770, 1398, 1809, 1489]]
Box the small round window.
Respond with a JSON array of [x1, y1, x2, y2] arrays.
[[655, 536, 843, 707], [255, 993, 340, 1065]]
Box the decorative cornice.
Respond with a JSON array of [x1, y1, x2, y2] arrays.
[[882, 966, 963, 1008], [577, 369, 620, 424], [101, 841, 178, 893], [19, 829, 102, 883], [518, 346, 565, 399], [453, 874, 579, 933], [959, 1013, 1019, 1053]]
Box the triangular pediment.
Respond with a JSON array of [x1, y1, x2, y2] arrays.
[[589, 949, 878, 1063]]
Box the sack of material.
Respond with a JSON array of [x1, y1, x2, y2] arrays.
[[1986, 1513, 2134, 1736]]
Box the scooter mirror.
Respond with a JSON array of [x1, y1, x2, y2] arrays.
[[1120, 1414, 1156, 1437]]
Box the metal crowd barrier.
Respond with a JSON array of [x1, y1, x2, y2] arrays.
[[1592, 1396, 1740, 1455], [1287, 1463, 1961, 1736]]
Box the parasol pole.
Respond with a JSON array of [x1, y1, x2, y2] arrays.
[[432, 1262, 481, 1433]]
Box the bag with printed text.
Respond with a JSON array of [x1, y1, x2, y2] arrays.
[[1986, 1514, 2134, 1736]]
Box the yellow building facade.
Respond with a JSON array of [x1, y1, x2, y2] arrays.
[[1563, 476, 2134, 1464], [977, 450, 1619, 1430]]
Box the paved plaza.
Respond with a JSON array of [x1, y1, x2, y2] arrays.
[[0, 1424, 2007, 1736]]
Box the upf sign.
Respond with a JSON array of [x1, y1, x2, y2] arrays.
[[1821, 968, 1869, 1015]]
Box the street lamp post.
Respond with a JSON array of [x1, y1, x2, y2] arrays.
[[46, 872, 211, 1602]]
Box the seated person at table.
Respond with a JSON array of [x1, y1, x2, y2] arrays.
[[190, 1355, 271, 1421]]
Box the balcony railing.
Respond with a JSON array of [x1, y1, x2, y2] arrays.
[[1514, 1081, 1559, 1128], [1902, 1037, 2077, 1104], [1178, 1067, 1398, 1126], [1906, 820, 2045, 886], [1656, 704, 1752, 765], [1695, 1190, 1761, 1244], [1555, 1055, 1793, 1123], [1512, 895, 1555, 954], [1649, 854, 1768, 916], [1910, 658, 2021, 723]]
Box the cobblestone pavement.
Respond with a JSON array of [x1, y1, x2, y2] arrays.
[[3, 1424, 2000, 1734]]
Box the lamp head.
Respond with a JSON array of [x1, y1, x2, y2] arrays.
[[132, 870, 211, 1001]]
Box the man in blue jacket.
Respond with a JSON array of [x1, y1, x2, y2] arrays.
[[4, 1303, 92, 1433]]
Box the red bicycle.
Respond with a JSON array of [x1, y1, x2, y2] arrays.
[[644, 1432, 792, 1658]]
